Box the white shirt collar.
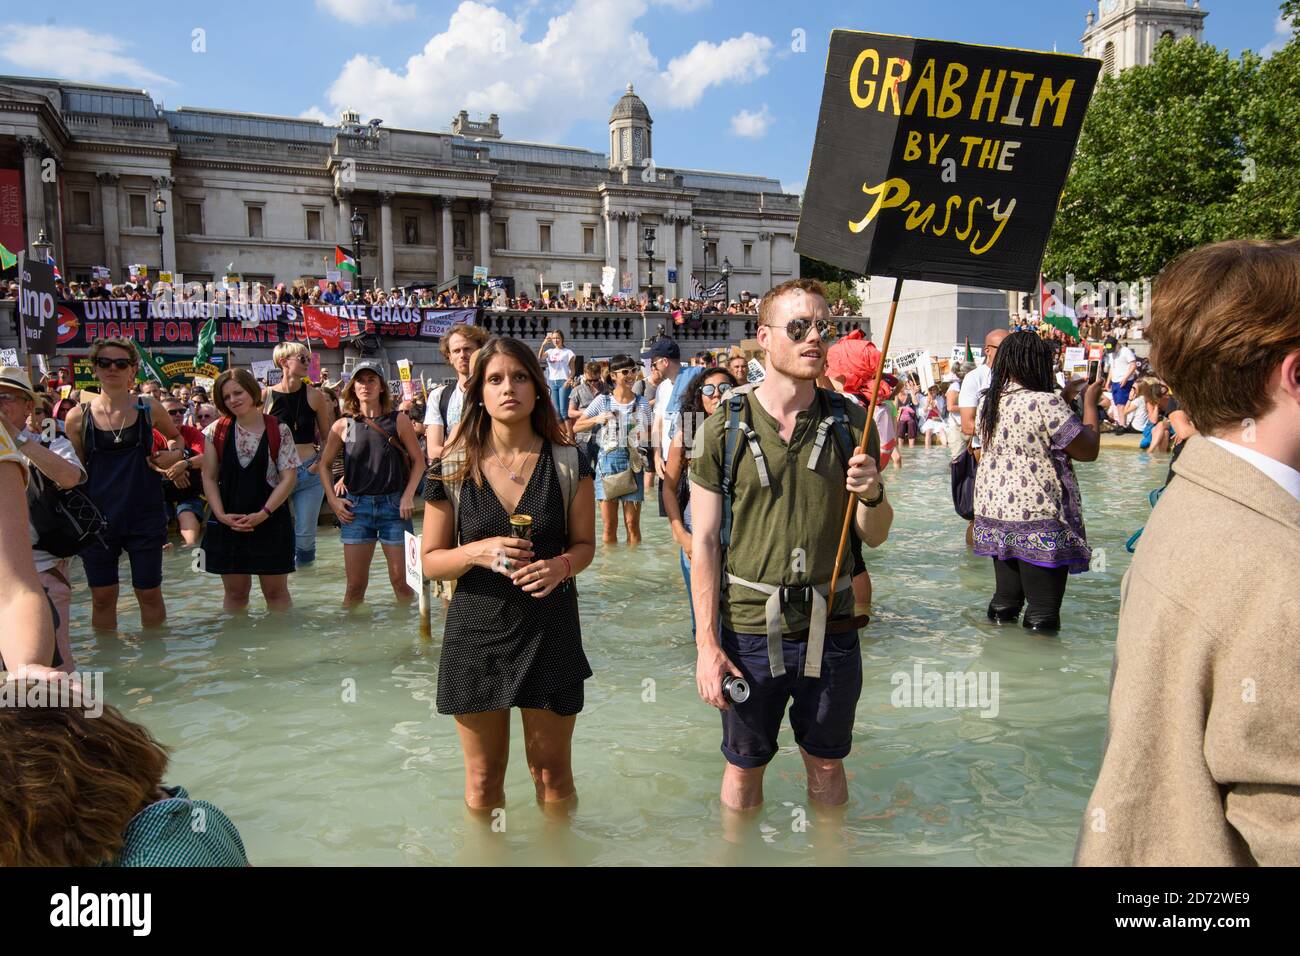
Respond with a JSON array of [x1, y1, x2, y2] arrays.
[[1207, 437, 1300, 503]]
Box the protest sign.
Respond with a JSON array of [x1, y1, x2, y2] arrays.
[[601, 267, 616, 297], [951, 343, 983, 365], [473, 266, 488, 284], [893, 348, 935, 390], [92, 266, 111, 280], [18, 253, 59, 356], [796, 32, 1100, 290], [404, 531, 422, 591], [72, 353, 224, 390], [560, 280, 576, 294], [250, 359, 275, 384], [0, 347, 18, 367]]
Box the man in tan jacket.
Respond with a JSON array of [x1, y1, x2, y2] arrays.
[[1076, 239, 1300, 866]]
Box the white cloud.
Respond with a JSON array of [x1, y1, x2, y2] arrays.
[[1261, 14, 1294, 57], [316, 0, 417, 25], [651, 0, 711, 10], [0, 25, 173, 87], [318, 0, 770, 142], [299, 105, 333, 123], [660, 33, 773, 108], [730, 104, 772, 139]]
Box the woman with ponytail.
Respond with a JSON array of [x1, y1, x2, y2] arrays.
[[973, 331, 1102, 633]]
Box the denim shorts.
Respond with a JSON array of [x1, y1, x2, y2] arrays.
[[173, 499, 207, 521], [338, 491, 412, 547], [719, 625, 863, 768]]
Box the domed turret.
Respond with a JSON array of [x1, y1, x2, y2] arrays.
[[609, 82, 652, 169]]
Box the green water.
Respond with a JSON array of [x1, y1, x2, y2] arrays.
[[66, 447, 1169, 866]]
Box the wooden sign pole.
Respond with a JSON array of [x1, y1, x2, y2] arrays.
[[828, 275, 903, 591]]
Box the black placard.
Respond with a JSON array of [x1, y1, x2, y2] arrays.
[[797, 32, 1100, 291], [18, 254, 59, 355]]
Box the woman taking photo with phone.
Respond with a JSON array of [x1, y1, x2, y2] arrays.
[[573, 353, 651, 546], [662, 367, 737, 634], [538, 330, 576, 421], [199, 369, 299, 611], [973, 331, 1102, 633], [319, 361, 424, 607], [263, 342, 334, 566], [64, 338, 181, 631], [422, 337, 595, 813]]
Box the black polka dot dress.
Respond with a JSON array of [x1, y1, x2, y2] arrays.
[[425, 443, 593, 716]]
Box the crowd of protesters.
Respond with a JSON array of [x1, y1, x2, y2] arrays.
[[6, 237, 1294, 869]]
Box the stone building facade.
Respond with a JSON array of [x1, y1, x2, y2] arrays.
[[1081, 0, 1208, 77], [0, 77, 800, 298]]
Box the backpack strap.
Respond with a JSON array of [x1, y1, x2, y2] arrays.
[[808, 389, 856, 472], [214, 417, 231, 466], [264, 414, 282, 465], [551, 442, 580, 536], [79, 402, 92, 465], [719, 387, 763, 555], [437, 382, 455, 426]]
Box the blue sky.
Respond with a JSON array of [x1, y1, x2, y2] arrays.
[[1, 0, 1291, 192]]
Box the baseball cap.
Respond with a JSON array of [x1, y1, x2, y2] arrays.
[[648, 338, 680, 360]]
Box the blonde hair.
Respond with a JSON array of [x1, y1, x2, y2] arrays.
[[273, 341, 310, 369]]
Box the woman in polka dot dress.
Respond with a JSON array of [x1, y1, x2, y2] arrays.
[[421, 337, 597, 812], [972, 332, 1102, 633]]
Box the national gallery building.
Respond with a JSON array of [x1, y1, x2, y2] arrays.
[[0, 76, 800, 299]]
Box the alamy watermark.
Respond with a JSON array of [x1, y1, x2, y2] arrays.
[[890, 664, 999, 718], [0, 671, 104, 717]]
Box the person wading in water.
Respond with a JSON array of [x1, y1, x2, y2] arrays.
[[264, 342, 334, 566], [65, 338, 182, 631], [319, 361, 424, 607]]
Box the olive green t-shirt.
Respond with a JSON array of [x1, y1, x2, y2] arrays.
[[689, 387, 880, 634]]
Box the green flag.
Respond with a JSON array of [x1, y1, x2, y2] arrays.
[[964, 337, 974, 363], [0, 242, 16, 270], [134, 342, 172, 388], [194, 316, 218, 368]]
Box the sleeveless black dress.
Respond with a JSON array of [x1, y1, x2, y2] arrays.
[[425, 443, 593, 716], [200, 423, 295, 576]]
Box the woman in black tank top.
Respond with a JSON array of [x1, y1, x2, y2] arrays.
[[264, 343, 334, 566], [318, 361, 424, 607]]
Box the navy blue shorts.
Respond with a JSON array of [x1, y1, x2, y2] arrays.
[[719, 625, 863, 769], [80, 531, 166, 590]]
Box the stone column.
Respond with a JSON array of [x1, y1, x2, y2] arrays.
[[153, 176, 176, 275], [662, 215, 678, 299], [477, 198, 492, 275], [627, 211, 640, 299], [96, 172, 122, 279], [379, 191, 395, 289], [438, 196, 454, 284], [758, 231, 773, 293], [604, 211, 616, 270], [680, 217, 694, 296], [19, 136, 46, 252], [334, 187, 352, 247]]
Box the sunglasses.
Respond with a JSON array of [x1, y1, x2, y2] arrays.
[[612, 367, 636, 375], [700, 383, 733, 398], [167, 409, 185, 417], [764, 318, 839, 343], [95, 357, 135, 370]]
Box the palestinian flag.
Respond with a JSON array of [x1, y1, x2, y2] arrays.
[[335, 246, 358, 275], [1041, 286, 1078, 338]]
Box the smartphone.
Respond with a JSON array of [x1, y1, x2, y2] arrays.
[[1087, 360, 1101, 384]]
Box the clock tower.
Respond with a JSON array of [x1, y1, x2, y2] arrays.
[[1081, 0, 1208, 77]]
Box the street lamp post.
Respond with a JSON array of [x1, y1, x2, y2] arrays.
[[31, 229, 52, 267], [153, 192, 167, 275], [721, 256, 733, 310], [349, 210, 365, 297], [642, 223, 655, 343], [700, 225, 709, 300]]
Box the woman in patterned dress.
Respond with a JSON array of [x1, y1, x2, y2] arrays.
[[973, 332, 1103, 633]]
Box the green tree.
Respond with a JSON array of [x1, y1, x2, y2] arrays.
[[1044, 35, 1252, 280], [821, 280, 862, 313]]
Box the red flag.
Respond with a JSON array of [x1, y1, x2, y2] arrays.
[[302, 305, 340, 349]]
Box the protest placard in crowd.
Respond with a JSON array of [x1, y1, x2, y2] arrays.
[[797, 32, 1100, 290]]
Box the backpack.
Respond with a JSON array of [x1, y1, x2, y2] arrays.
[[718, 385, 854, 562], [213, 415, 282, 467], [434, 382, 456, 428], [26, 441, 108, 558]]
